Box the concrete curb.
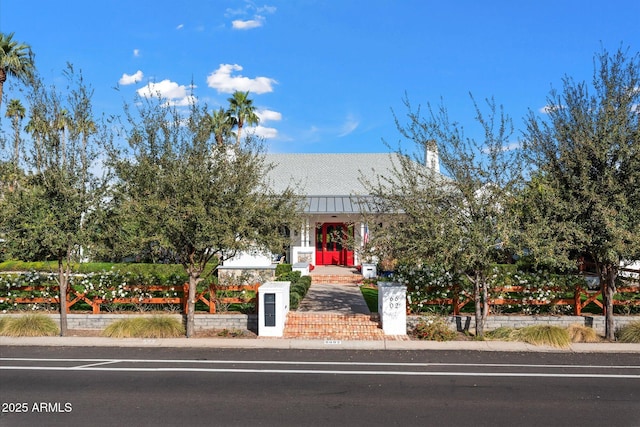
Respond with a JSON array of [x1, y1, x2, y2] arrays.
[[1, 336, 639, 353]]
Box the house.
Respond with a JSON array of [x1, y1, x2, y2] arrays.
[[221, 150, 440, 276]]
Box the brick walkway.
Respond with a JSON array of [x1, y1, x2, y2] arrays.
[[283, 280, 409, 341]]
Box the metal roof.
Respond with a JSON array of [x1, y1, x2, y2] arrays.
[[265, 153, 398, 196], [304, 196, 368, 214], [264, 153, 442, 214]]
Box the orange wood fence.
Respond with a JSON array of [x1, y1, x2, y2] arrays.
[[5, 283, 260, 314], [411, 284, 640, 315]]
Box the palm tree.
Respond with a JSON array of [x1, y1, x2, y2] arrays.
[[5, 98, 25, 166], [209, 107, 235, 146], [25, 110, 46, 173], [0, 32, 35, 108], [75, 112, 96, 188], [54, 108, 70, 166], [227, 91, 259, 145]]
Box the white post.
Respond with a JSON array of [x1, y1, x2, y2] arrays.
[[258, 281, 291, 337], [377, 282, 407, 335]]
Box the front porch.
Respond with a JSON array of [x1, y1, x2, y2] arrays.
[[290, 216, 372, 269]]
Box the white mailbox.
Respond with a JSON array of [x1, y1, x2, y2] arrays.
[[361, 263, 377, 279], [258, 281, 291, 337], [377, 282, 407, 335]]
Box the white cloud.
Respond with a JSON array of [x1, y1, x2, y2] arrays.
[[539, 104, 564, 114], [338, 115, 359, 137], [501, 141, 522, 151], [482, 141, 522, 153], [137, 79, 196, 106], [133, 49, 140, 57], [206, 64, 276, 94], [250, 125, 278, 139], [176, 24, 184, 30], [256, 109, 282, 123], [167, 95, 197, 107], [227, 3, 275, 30], [232, 17, 264, 30], [225, 7, 246, 16], [119, 70, 144, 85], [257, 5, 277, 14]]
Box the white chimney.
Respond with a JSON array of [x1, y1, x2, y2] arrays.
[[425, 141, 440, 173]]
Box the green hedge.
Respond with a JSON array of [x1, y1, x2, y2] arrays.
[[275, 270, 312, 310], [275, 263, 292, 276], [0, 260, 217, 282]]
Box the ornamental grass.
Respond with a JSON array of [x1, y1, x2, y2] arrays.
[[616, 320, 640, 343], [411, 317, 457, 341], [484, 326, 518, 341], [514, 325, 571, 349], [567, 324, 599, 343], [102, 316, 185, 338], [0, 314, 59, 337]]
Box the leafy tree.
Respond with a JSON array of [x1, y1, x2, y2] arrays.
[[5, 98, 25, 168], [362, 95, 522, 337], [522, 47, 640, 340], [209, 106, 235, 146], [0, 32, 35, 108], [0, 66, 105, 335], [108, 95, 301, 337], [227, 90, 259, 146]]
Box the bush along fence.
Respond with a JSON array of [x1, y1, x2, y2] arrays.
[[395, 265, 640, 316], [0, 270, 259, 314]]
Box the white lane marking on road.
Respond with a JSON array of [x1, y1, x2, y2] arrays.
[[1, 358, 639, 370], [73, 360, 122, 369], [1, 365, 639, 379]]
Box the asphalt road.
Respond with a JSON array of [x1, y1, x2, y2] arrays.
[[1, 346, 638, 427]]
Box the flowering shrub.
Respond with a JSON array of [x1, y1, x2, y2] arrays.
[[0, 270, 188, 313], [487, 267, 579, 314], [394, 263, 585, 315], [0, 271, 58, 312], [394, 264, 462, 314]]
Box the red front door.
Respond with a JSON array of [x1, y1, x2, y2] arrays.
[[315, 223, 354, 266]]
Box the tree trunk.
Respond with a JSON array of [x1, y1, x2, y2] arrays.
[[602, 264, 617, 341], [57, 258, 68, 336], [186, 273, 199, 338], [0, 67, 6, 109], [236, 125, 242, 146], [13, 118, 20, 167], [482, 278, 489, 328], [473, 271, 485, 338]]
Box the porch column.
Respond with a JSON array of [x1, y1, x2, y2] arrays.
[[355, 222, 363, 265], [301, 218, 310, 247]]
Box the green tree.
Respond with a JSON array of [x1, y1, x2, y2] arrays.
[[209, 106, 235, 146], [5, 98, 25, 168], [0, 32, 35, 108], [362, 95, 522, 337], [108, 95, 301, 337], [0, 66, 105, 335], [522, 48, 640, 340], [227, 90, 259, 146]]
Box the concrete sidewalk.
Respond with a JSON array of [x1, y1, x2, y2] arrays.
[[2, 335, 639, 353]]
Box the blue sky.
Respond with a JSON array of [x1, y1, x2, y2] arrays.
[[2, 0, 639, 154]]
